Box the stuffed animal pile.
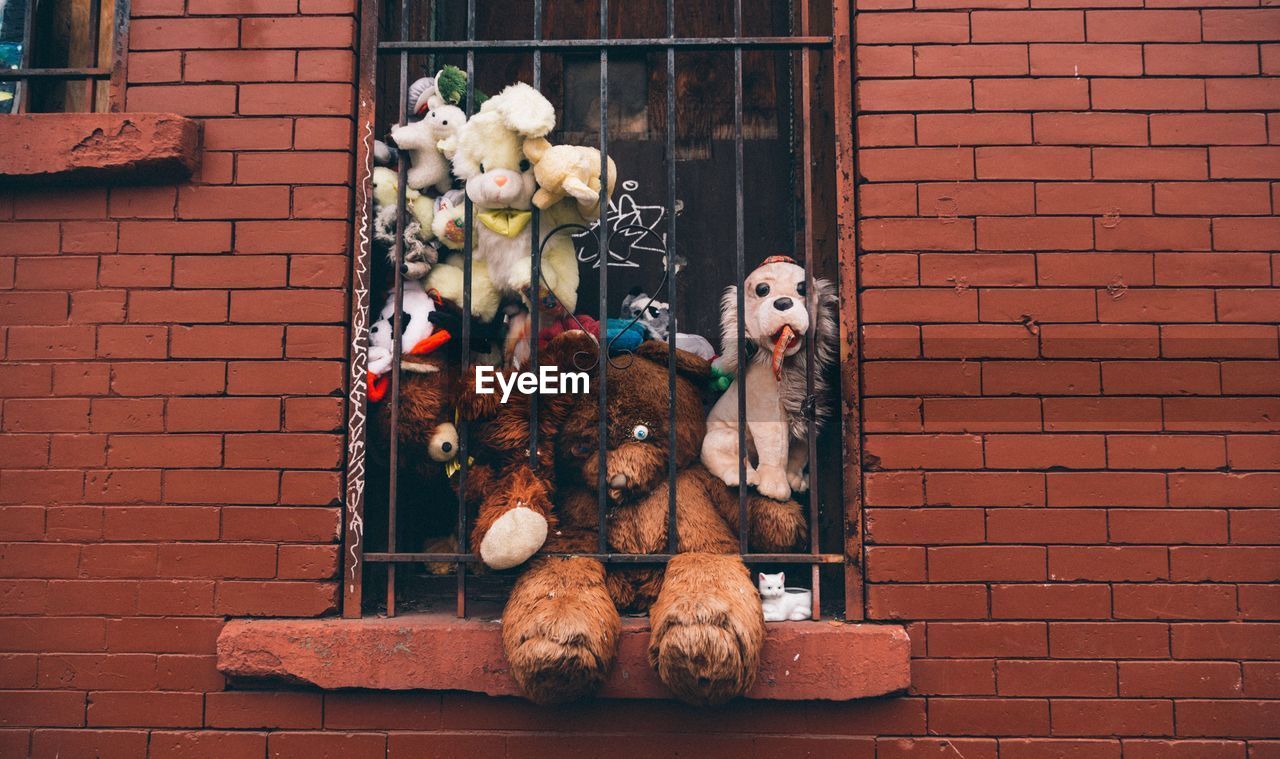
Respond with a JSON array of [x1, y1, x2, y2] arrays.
[[366, 74, 839, 708]]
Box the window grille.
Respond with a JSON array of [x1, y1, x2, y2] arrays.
[[344, 0, 859, 621], [0, 0, 128, 113]]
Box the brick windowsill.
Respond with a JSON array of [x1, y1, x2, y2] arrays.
[[0, 113, 200, 185], [217, 613, 911, 701]]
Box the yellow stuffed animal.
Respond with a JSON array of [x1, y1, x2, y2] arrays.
[[522, 137, 617, 219]]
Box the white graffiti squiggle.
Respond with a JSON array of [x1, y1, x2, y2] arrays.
[[346, 113, 374, 590], [572, 180, 673, 268]]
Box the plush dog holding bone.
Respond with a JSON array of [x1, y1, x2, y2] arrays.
[[701, 256, 839, 501]]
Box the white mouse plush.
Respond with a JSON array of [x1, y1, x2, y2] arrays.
[[389, 105, 465, 193], [447, 82, 585, 321]]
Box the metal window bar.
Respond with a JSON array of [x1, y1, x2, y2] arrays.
[[346, 0, 851, 622], [0, 0, 129, 113]]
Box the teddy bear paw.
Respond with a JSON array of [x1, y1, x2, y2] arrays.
[[479, 506, 548, 570], [787, 469, 809, 494]]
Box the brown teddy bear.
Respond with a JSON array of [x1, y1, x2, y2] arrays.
[[471, 333, 806, 705], [365, 344, 465, 565]]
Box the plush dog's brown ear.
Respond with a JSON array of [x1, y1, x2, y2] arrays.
[[634, 340, 711, 384]]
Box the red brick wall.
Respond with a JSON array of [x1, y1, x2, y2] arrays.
[[1, 0, 1277, 755]]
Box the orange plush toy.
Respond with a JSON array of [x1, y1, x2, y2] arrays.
[[469, 332, 806, 706]]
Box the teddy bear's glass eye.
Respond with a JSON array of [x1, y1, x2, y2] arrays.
[[479, 163, 485, 173], [796, 281, 806, 296], [519, 159, 531, 172], [755, 283, 770, 297], [631, 424, 649, 441]]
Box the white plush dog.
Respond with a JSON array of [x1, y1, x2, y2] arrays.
[[701, 256, 838, 501]]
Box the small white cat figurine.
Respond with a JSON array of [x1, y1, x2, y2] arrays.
[[757, 572, 812, 622]]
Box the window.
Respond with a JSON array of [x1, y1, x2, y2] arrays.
[[0, 0, 126, 113], [346, 0, 858, 621]]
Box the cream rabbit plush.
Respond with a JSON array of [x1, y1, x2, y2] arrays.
[[447, 83, 583, 318]]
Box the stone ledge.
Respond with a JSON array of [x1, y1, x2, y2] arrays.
[[217, 613, 911, 701], [0, 113, 200, 185]]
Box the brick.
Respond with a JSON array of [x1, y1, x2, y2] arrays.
[[1114, 584, 1238, 620], [1042, 326, 1160, 360], [992, 583, 1110, 620], [148, 731, 268, 758], [1002, 740, 1119, 759], [1162, 324, 1278, 359], [861, 252, 920, 284], [103, 507, 220, 541], [863, 325, 922, 359], [107, 435, 223, 469], [202, 119, 294, 151], [1228, 436, 1280, 470], [1202, 9, 1280, 41], [1033, 112, 1148, 145], [110, 362, 226, 396], [127, 85, 238, 117], [1037, 252, 1153, 287], [87, 691, 203, 728], [978, 217, 1093, 250], [241, 83, 355, 117], [30, 729, 150, 757], [164, 470, 279, 505], [1108, 434, 1226, 469], [865, 472, 924, 507], [861, 148, 974, 181], [985, 433, 1105, 468], [1214, 220, 1280, 252], [1172, 546, 1280, 582], [863, 288, 978, 323], [987, 508, 1108, 544], [291, 189, 351, 222], [1222, 361, 1280, 394], [856, 47, 914, 78], [1156, 252, 1272, 286], [974, 78, 1090, 110], [869, 583, 988, 619], [980, 288, 1096, 322], [929, 698, 1049, 736], [910, 658, 995, 696], [1166, 397, 1280, 432], [916, 113, 1034, 145], [118, 222, 231, 254], [297, 50, 354, 82], [1093, 78, 1207, 111], [865, 508, 986, 545], [1110, 508, 1228, 544], [920, 185, 1036, 220], [1178, 701, 1280, 739], [973, 11, 1083, 42], [238, 153, 352, 186], [1148, 44, 1260, 76], [129, 18, 238, 50], [1151, 113, 1267, 146], [1052, 699, 1174, 737], [1087, 10, 1201, 41], [127, 51, 182, 83], [1171, 472, 1280, 507], [861, 218, 975, 251], [927, 471, 1045, 504], [1175, 623, 1280, 660], [913, 45, 1030, 77], [1102, 359, 1220, 394], [1050, 546, 1167, 582], [928, 546, 1046, 582], [863, 361, 981, 396], [1051, 622, 1171, 659], [241, 17, 355, 48], [998, 660, 1116, 697], [856, 13, 971, 43], [184, 50, 295, 83], [1125, 741, 1245, 759], [976, 147, 1091, 180], [929, 622, 1047, 658], [235, 221, 349, 254], [1030, 44, 1143, 76], [205, 691, 323, 729], [278, 544, 338, 580], [0, 691, 85, 727], [170, 325, 284, 359]]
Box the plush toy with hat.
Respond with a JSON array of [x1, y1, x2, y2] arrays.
[[701, 255, 839, 501], [367, 279, 453, 403]]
